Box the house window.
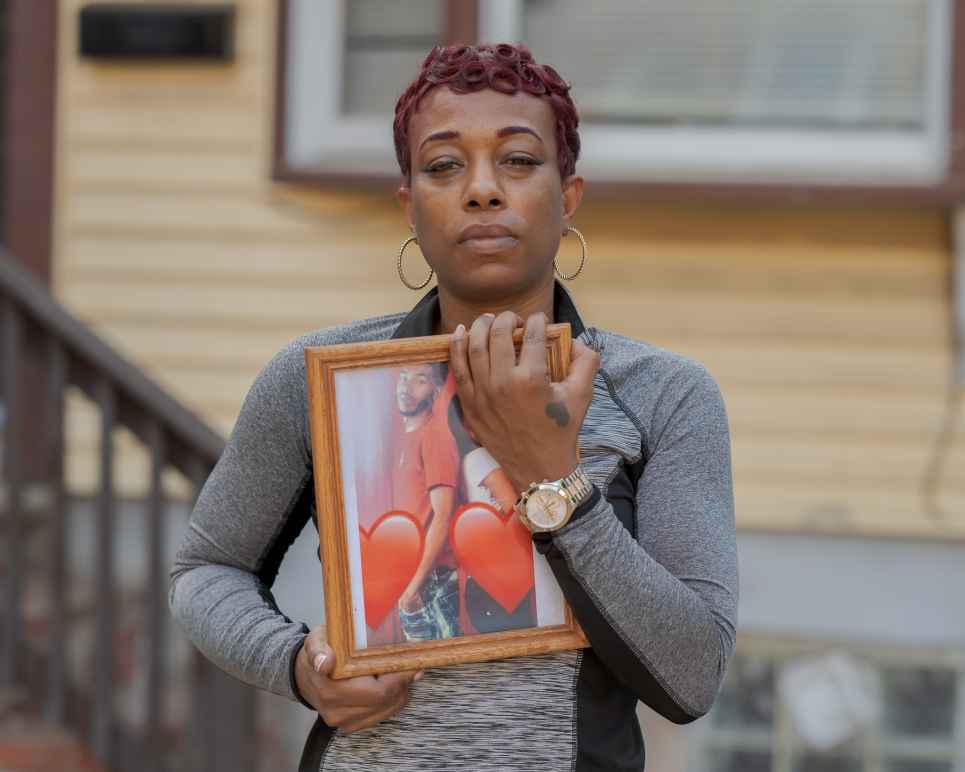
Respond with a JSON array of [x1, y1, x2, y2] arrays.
[[281, 0, 446, 176], [480, 0, 954, 186], [278, 0, 958, 190], [691, 641, 963, 772]]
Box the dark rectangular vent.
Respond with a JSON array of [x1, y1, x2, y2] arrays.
[[79, 4, 235, 60]]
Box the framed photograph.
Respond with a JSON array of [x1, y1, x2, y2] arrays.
[[304, 324, 589, 679]]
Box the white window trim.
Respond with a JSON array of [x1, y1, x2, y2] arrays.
[[481, 0, 954, 188], [285, 0, 400, 175], [284, 0, 954, 187]]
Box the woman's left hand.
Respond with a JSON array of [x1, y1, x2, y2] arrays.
[[449, 311, 600, 494]]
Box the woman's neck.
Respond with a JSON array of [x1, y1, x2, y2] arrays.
[[434, 276, 555, 335]]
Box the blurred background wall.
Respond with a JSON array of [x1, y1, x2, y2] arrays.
[[2, 1, 964, 770]]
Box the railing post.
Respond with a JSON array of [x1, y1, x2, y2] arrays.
[[212, 667, 258, 772], [180, 457, 257, 772], [92, 377, 116, 768], [1, 297, 23, 688], [191, 651, 218, 772], [192, 446, 258, 772], [187, 456, 217, 772], [145, 420, 166, 772], [44, 337, 67, 725]]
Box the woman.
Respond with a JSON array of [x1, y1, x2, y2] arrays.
[[170, 43, 738, 771]]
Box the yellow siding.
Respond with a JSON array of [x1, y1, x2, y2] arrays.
[[53, 1, 964, 539]]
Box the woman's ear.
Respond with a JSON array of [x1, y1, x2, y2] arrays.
[[397, 183, 414, 231], [561, 174, 585, 230]]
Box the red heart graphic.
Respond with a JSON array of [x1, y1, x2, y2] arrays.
[[450, 502, 535, 614], [360, 510, 424, 630]]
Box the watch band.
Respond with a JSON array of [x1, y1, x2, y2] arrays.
[[559, 466, 593, 507]]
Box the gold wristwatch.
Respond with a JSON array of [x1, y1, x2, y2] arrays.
[[515, 466, 594, 533]]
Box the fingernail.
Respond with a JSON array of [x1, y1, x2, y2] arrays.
[[313, 652, 327, 672], [454, 324, 465, 336], [483, 313, 495, 320], [413, 671, 425, 682]]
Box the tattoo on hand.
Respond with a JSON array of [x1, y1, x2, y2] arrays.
[[546, 402, 570, 428]]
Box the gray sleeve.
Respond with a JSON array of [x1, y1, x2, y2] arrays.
[[545, 363, 738, 722], [168, 341, 315, 703]]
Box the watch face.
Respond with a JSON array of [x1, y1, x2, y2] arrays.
[[525, 488, 570, 530]]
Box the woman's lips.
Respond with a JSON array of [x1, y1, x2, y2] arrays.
[[457, 223, 519, 254], [460, 235, 519, 254]]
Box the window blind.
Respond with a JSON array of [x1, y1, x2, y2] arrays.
[[521, 0, 932, 130]]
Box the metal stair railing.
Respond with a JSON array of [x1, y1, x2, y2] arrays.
[[0, 252, 257, 772]]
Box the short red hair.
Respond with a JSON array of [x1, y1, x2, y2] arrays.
[[393, 43, 580, 181]]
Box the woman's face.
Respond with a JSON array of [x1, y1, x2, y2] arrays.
[[398, 87, 583, 303]]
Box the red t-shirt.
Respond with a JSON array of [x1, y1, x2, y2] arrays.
[[392, 415, 459, 568]]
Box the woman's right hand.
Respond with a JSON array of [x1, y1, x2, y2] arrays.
[[294, 625, 422, 734]]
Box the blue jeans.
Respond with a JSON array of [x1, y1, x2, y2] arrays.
[[399, 567, 461, 641]]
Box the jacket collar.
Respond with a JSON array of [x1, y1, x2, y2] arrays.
[[391, 280, 586, 340]]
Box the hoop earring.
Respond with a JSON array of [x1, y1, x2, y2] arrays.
[[554, 226, 587, 281], [397, 235, 434, 290]]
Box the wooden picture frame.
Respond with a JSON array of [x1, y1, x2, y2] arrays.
[[304, 324, 589, 679]]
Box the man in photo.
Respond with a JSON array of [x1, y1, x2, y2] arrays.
[[392, 363, 462, 641]]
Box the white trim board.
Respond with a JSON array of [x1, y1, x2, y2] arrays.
[[737, 532, 965, 647]]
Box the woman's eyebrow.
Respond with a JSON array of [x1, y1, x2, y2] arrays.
[[496, 126, 542, 143], [419, 125, 543, 151], [419, 130, 459, 150]]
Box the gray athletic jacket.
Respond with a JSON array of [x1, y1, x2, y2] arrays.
[[169, 282, 738, 771]]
